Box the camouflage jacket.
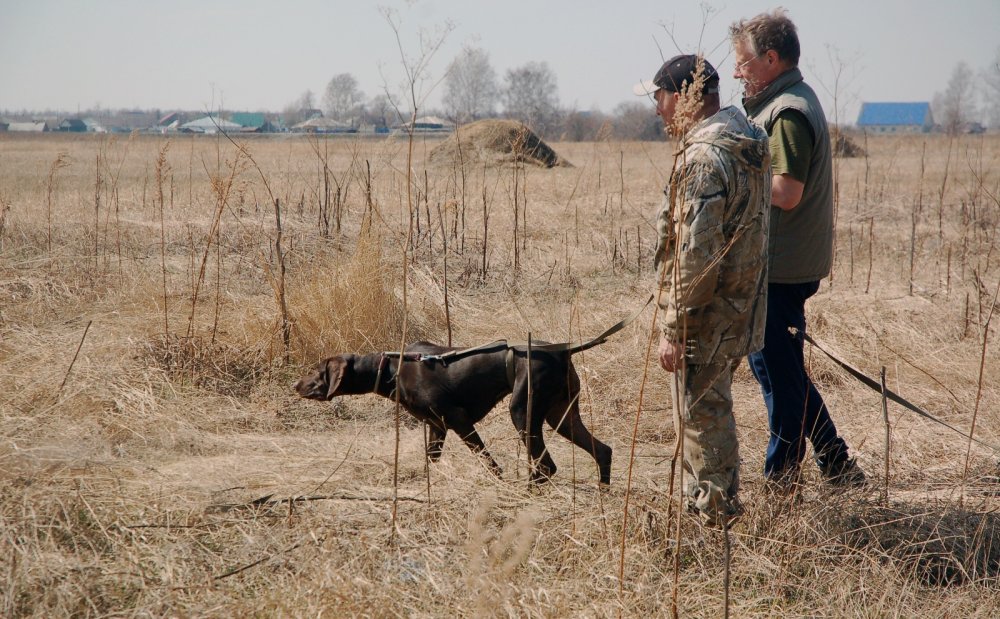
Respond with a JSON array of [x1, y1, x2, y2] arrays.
[[654, 106, 771, 364]]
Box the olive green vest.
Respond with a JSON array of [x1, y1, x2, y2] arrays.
[[743, 68, 834, 283]]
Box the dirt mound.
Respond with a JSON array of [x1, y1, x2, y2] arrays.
[[429, 119, 570, 168], [833, 130, 866, 158]]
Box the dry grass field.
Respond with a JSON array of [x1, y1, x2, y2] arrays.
[[2, 128, 999, 617]]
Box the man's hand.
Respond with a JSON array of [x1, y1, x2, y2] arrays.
[[658, 335, 685, 372]]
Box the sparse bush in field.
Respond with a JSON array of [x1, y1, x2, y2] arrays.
[[832, 129, 866, 157], [287, 220, 441, 363], [140, 333, 270, 396]]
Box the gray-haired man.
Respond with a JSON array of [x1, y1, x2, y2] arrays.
[[731, 10, 865, 488]]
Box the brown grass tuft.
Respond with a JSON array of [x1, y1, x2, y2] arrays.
[[287, 222, 443, 363], [140, 333, 270, 396]]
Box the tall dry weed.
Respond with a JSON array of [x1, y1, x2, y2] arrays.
[[463, 493, 541, 615], [0, 193, 10, 253], [287, 221, 439, 363]]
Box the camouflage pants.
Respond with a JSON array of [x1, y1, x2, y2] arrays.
[[670, 359, 741, 526]]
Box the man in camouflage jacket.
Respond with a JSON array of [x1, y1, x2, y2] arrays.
[[638, 54, 771, 526]]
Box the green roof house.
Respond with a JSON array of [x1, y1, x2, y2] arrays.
[[230, 112, 276, 132]]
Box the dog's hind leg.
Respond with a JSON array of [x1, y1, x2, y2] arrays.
[[510, 392, 558, 483], [545, 396, 613, 485]]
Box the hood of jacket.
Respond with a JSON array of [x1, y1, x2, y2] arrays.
[[683, 105, 769, 176]]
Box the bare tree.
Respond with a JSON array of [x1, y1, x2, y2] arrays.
[[933, 62, 978, 134], [322, 73, 365, 126], [981, 47, 1000, 130], [442, 46, 498, 123], [502, 61, 559, 136], [297, 89, 316, 111], [281, 90, 317, 127], [560, 109, 608, 141], [612, 101, 664, 141], [810, 45, 861, 141], [363, 93, 399, 130]]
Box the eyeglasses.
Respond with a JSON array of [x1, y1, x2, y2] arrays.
[[735, 53, 764, 72]]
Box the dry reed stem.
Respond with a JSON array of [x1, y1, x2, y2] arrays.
[[155, 142, 171, 337], [381, 8, 454, 542], [880, 366, 891, 503], [186, 149, 243, 338]]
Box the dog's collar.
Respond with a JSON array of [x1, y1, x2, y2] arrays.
[[375, 353, 396, 397], [375, 351, 425, 398], [375, 353, 416, 396]]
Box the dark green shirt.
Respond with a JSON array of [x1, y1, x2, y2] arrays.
[[769, 110, 813, 184]]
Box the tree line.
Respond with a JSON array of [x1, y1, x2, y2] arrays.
[[289, 45, 1000, 141], [932, 47, 1000, 134], [282, 46, 663, 142]]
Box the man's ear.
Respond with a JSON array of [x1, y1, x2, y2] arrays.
[[324, 356, 348, 399]]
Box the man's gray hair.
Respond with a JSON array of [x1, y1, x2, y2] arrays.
[[730, 8, 800, 67]]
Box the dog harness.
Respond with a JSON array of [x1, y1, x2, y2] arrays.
[[375, 295, 653, 395], [376, 347, 517, 392], [381, 295, 653, 365]]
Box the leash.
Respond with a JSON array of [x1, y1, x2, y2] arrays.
[[794, 327, 1000, 455], [383, 295, 654, 365]]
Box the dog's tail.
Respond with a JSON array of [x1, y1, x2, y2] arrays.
[[507, 294, 653, 356], [408, 295, 653, 364]]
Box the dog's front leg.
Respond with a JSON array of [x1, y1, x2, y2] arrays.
[[425, 420, 447, 462], [451, 421, 503, 477]]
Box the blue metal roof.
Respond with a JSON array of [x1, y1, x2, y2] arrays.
[[857, 102, 932, 126]]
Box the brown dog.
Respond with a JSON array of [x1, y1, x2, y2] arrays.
[[294, 341, 612, 484]]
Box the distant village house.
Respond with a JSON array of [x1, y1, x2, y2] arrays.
[[7, 121, 51, 132], [291, 117, 355, 133], [856, 102, 933, 133], [396, 116, 453, 134], [179, 115, 242, 134], [57, 118, 88, 132], [230, 112, 278, 133]]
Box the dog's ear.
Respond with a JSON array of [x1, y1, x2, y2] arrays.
[[324, 356, 348, 399]]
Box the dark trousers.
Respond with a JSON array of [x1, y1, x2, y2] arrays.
[[747, 281, 849, 478]]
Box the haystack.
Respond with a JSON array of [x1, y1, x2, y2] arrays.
[[429, 119, 570, 168], [833, 129, 866, 158]]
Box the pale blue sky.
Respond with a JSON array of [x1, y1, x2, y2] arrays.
[[2, 0, 998, 122]]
